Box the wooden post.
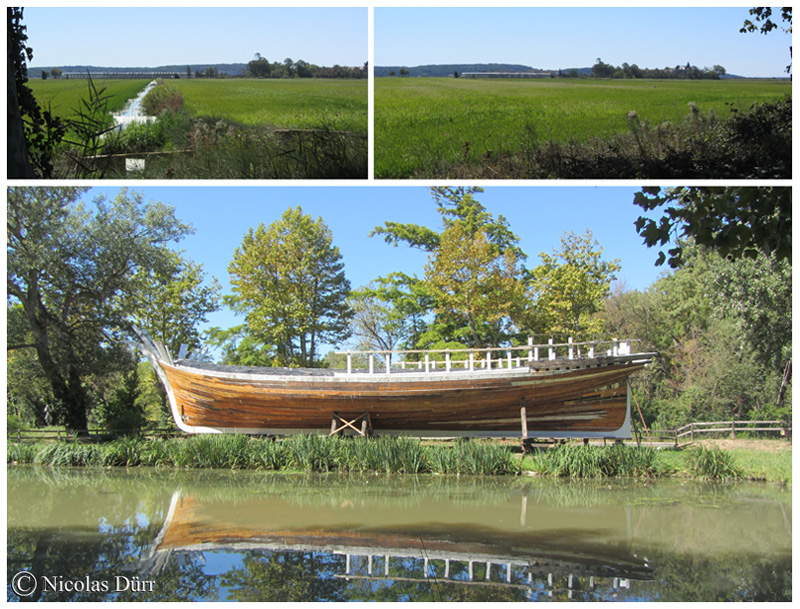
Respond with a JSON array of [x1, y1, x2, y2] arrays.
[[331, 414, 339, 435], [520, 398, 528, 444], [731, 420, 736, 439]]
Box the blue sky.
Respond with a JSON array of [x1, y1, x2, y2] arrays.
[[84, 186, 668, 352], [23, 7, 367, 68], [375, 7, 792, 78]]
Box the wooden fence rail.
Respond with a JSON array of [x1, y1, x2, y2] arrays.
[[637, 420, 791, 448], [9, 428, 181, 443]]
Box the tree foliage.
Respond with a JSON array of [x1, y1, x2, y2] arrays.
[[7, 187, 195, 431], [226, 207, 352, 367], [529, 230, 620, 342], [740, 7, 792, 73], [634, 186, 791, 268], [602, 244, 791, 427], [425, 223, 526, 347]]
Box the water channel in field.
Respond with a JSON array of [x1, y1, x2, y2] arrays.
[[111, 80, 157, 130], [6, 467, 791, 602]]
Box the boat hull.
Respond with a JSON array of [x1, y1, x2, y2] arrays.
[[155, 359, 646, 439]]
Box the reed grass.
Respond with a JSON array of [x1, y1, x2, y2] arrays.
[[686, 446, 743, 481], [8, 436, 787, 482]]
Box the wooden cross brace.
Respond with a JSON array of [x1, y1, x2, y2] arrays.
[[330, 412, 372, 437]]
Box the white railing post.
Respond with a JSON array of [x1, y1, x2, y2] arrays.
[[425, 353, 430, 373], [507, 351, 512, 369], [385, 353, 391, 374], [369, 354, 374, 374], [418, 360, 422, 370], [347, 352, 352, 374], [401, 361, 406, 369], [568, 337, 574, 359], [469, 352, 474, 371], [589, 342, 595, 358], [613, 338, 619, 356], [445, 349, 451, 372], [548, 338, 555, 360], [527, 336, 533, 362], [534, 346, 539, 361], [487, 350, 492, 370]]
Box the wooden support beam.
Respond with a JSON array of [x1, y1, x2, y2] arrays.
[[330, 412, 372, 437]]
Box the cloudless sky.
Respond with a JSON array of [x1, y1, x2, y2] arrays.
[[83, 186, 667, 353], [23, 7, 367, 68], [376, 7, 791, 78]]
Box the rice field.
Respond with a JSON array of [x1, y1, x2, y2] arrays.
[[26, 78, 150, 123], [169, 79, 368, 133], [374, 77, 791, 178]]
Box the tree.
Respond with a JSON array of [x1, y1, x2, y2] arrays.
[[425, 223, 526, 348], [633, 186, 791, 268], [50, 67, 62, 79], [529, 230, 620, 342], [7, 7, 66, 178], [399, 68, 410, 76], [7, 187, 193, 432], [740, 7, 792, 73], [226, 207, 352, 367], [369, 187, 526, 349]]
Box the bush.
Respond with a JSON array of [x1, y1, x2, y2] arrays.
[[141, 81, 184, 116], [687, 446, 743, 480]]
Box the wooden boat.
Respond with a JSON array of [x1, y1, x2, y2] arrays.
[[136, 329, 654, 439]]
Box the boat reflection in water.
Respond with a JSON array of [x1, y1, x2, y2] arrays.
[[141, 484, 652, 600]]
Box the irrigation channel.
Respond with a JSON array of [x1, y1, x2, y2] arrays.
[[107, 81, 157, 173], [7, 467, 791, 601]]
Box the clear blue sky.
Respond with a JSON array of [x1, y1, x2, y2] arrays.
[[376, 7, 791, 78], [84, 186, 668, 353], [23, 7, 367, 68]]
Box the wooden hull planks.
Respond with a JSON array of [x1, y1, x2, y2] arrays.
[[154, 357, 649, 438]]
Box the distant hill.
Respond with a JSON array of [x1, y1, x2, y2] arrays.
[[375, 63, 543, 77], [375, 64, 755, 79], [29, 63, 249, 77]]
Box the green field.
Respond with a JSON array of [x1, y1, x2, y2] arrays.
[[169, 79, 368, 133], [27, 79, 150, 123], [375, 77, 791, 178], [29, 78, 368, 133]]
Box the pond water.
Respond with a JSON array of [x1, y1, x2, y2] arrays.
[[6, 467, 791, 602]]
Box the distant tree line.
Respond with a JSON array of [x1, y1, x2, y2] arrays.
[[586, 58, 727, 80], [246, 54, 367, 79]]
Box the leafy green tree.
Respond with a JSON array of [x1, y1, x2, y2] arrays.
[[369, 187, 526, 350], [529, 230, 620, 342], [7, 187, 192, 432], [126, 251, 221, 358], [424, 222, 526, 348], [634, 186, 791, 268], [226, 207, 352, 367], [205, 324, 277, 367]]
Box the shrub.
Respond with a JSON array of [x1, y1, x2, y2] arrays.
[[141, 81, 184, 116], [687, 446, 743, 480]]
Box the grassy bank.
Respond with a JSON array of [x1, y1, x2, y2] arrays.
[[7, 435, 791, 483], [27, 78, 150, 124], [375, 77, 791, 178]]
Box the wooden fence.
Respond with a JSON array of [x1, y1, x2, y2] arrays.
[[637, 420, 791, 448], [9, 428, 181, 443]]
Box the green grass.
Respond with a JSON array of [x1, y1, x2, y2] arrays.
[[375, 77, 791, 177], [169, 79, 368, 133], [27, 79, 150, 124]]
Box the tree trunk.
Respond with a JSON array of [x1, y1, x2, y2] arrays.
[[7, 29, 36, 178]]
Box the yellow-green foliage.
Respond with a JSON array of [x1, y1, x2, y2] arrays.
[[375, 77, 790, 177]]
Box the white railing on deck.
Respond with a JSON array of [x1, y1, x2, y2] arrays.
[[335, 338, 639, 374]]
